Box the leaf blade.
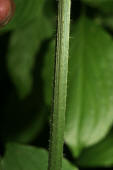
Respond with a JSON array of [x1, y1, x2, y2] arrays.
[[65, 15, 113, 156], [7, 12, 53, 98], [42, 16, 113, 157], [77, 129, 113, 167], [2, 143, 78, 170]]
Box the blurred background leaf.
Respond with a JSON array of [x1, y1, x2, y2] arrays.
[[42, 14, 113, 158], [0, 0, 45, 32], [77, 128, 113, 167], [0, 0, 54, 144], [82, 0, 113, 14], [65, 15, 113, 157], [1, 143, 78, 170], [7, 10, 53, 98]]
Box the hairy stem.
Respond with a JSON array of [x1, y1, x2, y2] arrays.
[[48, 0, 71, 170]]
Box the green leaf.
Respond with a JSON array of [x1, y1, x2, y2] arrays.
[[65, 16, 113, 157], [7, 12, 53, 98], [0, 8, 53, 142], [77, 129, 113, 167], [82, 0, 113, 14], [1, 143, 78, 170], [0, 0, 45, 32], [42, 16, 113, 157]]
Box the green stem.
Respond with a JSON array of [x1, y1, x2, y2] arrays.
[[48, 1, 71, 170]]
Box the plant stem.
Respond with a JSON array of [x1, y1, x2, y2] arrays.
[[48, 0, 71, 170]]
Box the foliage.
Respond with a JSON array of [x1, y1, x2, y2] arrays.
[[1, 143, 77, 170], [1, 0, 113, 169]]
